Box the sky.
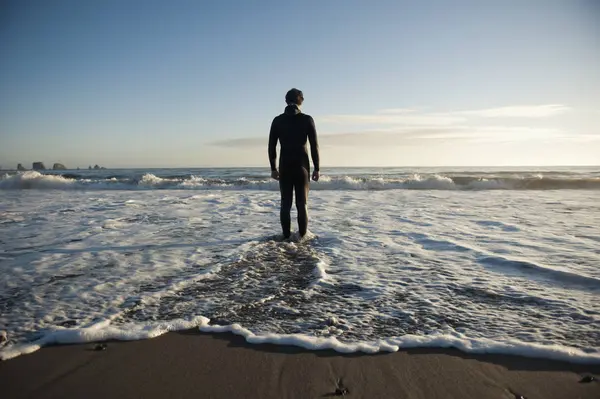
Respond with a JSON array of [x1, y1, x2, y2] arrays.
[[1, 0, 599, 168]]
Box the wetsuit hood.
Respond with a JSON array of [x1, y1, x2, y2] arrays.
[[284, 104, 301, 115]]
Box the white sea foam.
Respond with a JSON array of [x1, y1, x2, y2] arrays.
[[2, 317, 599, 364], [0, 171, 77, 189], [312, 260, 331, 286], [137, 173, 167, 187], [0, 317, 209, 361]]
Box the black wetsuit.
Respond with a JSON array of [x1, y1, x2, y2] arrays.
[[268, 104, 320, 238]]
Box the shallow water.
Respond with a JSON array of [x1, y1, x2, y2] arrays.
[[1, 168, 599, 362]]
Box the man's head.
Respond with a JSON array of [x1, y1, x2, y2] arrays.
[[285, 88, 304, 106]]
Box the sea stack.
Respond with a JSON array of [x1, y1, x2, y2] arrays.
[[32, 162, 46, 170], [53, 163, 67, 170], [17, 164, 26, 171]]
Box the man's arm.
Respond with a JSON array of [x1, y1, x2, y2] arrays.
[[268, 118, 278, 171], [307, 116, 320, 172]]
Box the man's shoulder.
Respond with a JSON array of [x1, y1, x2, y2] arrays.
[[304, 114, 316, 128], [300, 113, 314, 122]]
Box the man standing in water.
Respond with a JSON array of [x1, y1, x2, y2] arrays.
[[268, 88, 320, 239]]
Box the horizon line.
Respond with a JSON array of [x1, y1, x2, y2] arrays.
[[1, 164, 599, 170]]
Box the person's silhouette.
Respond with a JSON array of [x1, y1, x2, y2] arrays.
[[268, 88, 320, 239]]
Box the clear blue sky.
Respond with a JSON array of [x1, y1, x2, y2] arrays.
[[1, 0, 599, 168]]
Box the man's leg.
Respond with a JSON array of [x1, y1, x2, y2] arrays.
[[294, 167, 310, 237], [279, 171, 293, 238]]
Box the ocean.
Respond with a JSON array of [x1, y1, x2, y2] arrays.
[[0, 167, 599, 363]]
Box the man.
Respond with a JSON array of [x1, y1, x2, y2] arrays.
[[268, 88, 320, 239]]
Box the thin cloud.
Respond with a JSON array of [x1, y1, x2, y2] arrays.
[[209, 129, 448, 148], [209, 126, 573, 148], [376, 108, 417, 114], [551, 134, 600, 143], [210, 137, 266, 147], [318, 113, 466, 126], [453, 104, 571, 118], [210, 104, 575, 148], [317, 126, 566, 145], [319, 104, 571, 127]]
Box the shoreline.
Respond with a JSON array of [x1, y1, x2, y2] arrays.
[[1, 329, 599, 399]]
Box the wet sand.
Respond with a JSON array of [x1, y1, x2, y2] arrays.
[[1, 330, 599, 399]]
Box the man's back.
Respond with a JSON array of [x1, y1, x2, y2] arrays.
[[269, 104, 319, 173]]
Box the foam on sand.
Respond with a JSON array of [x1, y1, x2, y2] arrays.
[[2, 317, 599, 364]]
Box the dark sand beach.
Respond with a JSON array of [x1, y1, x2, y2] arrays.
[[1, 330, 599, 399]]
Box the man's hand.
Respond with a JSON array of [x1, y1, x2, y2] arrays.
[[271, 169, 280, 180], [312, 170, 320, 182]]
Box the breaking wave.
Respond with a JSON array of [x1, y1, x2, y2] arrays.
[[1, 171, 600, 191]]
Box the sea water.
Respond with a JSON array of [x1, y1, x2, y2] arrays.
[[0, 167, 599, 362]]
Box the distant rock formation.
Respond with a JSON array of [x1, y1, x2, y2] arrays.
[[53, 163, 67, 170], [17, 163, 26, 171], [88, 165, 92, 170], [94, 164, 100, 170], [32, 162, 46, 170]]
